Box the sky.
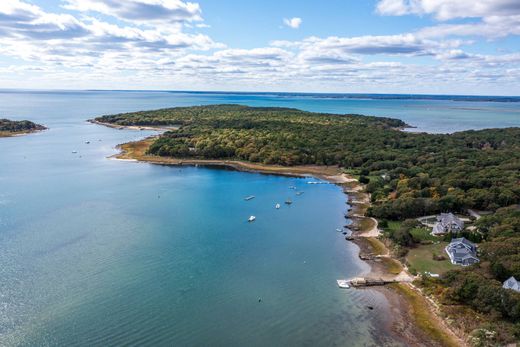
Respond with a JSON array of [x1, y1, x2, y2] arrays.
[[0, 0, 520, 95]]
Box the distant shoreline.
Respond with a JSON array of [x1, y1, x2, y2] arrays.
[[3, 89, 519, 103], [105, 130, 464, 346], [0, 124, 47, 138]]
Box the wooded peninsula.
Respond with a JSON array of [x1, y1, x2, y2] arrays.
[[96, 104, 520, 345], [0, 118, 46, 137]]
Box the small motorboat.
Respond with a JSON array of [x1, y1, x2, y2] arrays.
[[289, 186, 296, 190], [248, 216, 256, 222], [285, 199, 292, 205], [337, 280, 350, 289], [244, 195, 255, 201], [296, 191, 304, 196], [336, 228, 343, 232], [275, 203, 281, 209], [85, 141, 90, 144], [72, 150, 78, 154]]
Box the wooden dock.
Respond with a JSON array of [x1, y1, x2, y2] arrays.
[[349, 277, 396, 287]]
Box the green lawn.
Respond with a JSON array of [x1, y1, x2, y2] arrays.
[[410, 227, 438, 242], [386, 221, 402, 232], [406, 242, 456, 275]]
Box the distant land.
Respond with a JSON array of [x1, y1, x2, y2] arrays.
[[155, 91, 520, 103], [0, 119, 46, 137], [1, 89, 519, 103]]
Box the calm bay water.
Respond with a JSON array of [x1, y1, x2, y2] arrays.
[[0, 90, 519, 346]]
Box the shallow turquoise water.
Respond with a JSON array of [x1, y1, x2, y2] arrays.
[[0, 90, 518, 346]]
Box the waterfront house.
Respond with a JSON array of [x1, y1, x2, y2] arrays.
[[432, 213, 464, 235], [503, 276, 520, 292], [445, 237, 479, 266]]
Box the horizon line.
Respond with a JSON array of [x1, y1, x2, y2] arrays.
[[0, 88, 519, 100]]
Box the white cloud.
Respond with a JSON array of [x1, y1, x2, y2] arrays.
[[281, 34, 459, 57], [63, 0, 202, 25], [377, 0, 520, 39], [376, 0, 520, 20], [0, 0, 518, 94], [283, 17, 302, 29]]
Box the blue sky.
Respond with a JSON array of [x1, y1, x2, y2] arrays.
[[0, 0, 519, 95]]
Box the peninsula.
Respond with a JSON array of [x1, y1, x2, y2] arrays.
[[95, 105, 520, 346], [0, 118, 46, 137]]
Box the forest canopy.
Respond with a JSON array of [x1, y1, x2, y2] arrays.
[[0, 119, 45, 134], [96, 105, 520, 219]]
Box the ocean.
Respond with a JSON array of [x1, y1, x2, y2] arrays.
[[0, 90, 518, 346]]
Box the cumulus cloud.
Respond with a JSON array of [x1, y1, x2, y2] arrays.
[[376, 0, 520, 39], [376, 0, 520, 20], [0, 0, 221, 68], [63, 0, 202, 25], [283, 17, 302, 29], [278, 34, 459, 57], [0, 0, 518, 93]]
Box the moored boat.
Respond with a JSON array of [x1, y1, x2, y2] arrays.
[[336, 280, 350, 289], [248, 216, 256, 222]]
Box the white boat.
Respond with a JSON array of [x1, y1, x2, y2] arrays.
[[337, 280, 350, 289], [285, 198, 292, 205], [248, 216, 256, 222], [336, 228, 342, 232], [275, 203, 281, 209], [244, 195, 255, 201], [296, 191, 304, 196], [72, 150, 78, 154]]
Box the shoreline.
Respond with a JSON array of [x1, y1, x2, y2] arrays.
[[88, 120, 179, 132], [109, 132, 464, 346], [0, 127, 46, 138]]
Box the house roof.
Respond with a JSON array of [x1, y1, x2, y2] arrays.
[[446, 237, 479, 264], [438, 213, 464, 228], [450, 237, 475, 249], [432, 223, 446, 234], [503, 276, 520, 291]]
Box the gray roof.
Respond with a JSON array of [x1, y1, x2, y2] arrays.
[[437, 213, 464, 228], [503, 276, 520, 292], [446, 237, 479, 265], [431, 213, 464, 235]]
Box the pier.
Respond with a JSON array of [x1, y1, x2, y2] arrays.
[[348, 277, 397, 287]]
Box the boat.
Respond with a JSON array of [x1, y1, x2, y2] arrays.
[[285, 198, 292, 205], [85, 141, 90, 144], [248, 216, 256, 222], [336, 228, 342, 232], [72, 150, 78, 154], [275, 203, 281, 209], [337, 280, 350, 289], [244, 195, 255, 201], [296, 191, 304, 196], [289, 186, 296, 190]]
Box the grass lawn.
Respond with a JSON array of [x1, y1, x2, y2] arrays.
[[410, 227, 438, 242], [406, 242, 456, 275], [386, 220, 402, 233]]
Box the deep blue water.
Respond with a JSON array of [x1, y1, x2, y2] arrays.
[[0, 90, 519, 346]]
